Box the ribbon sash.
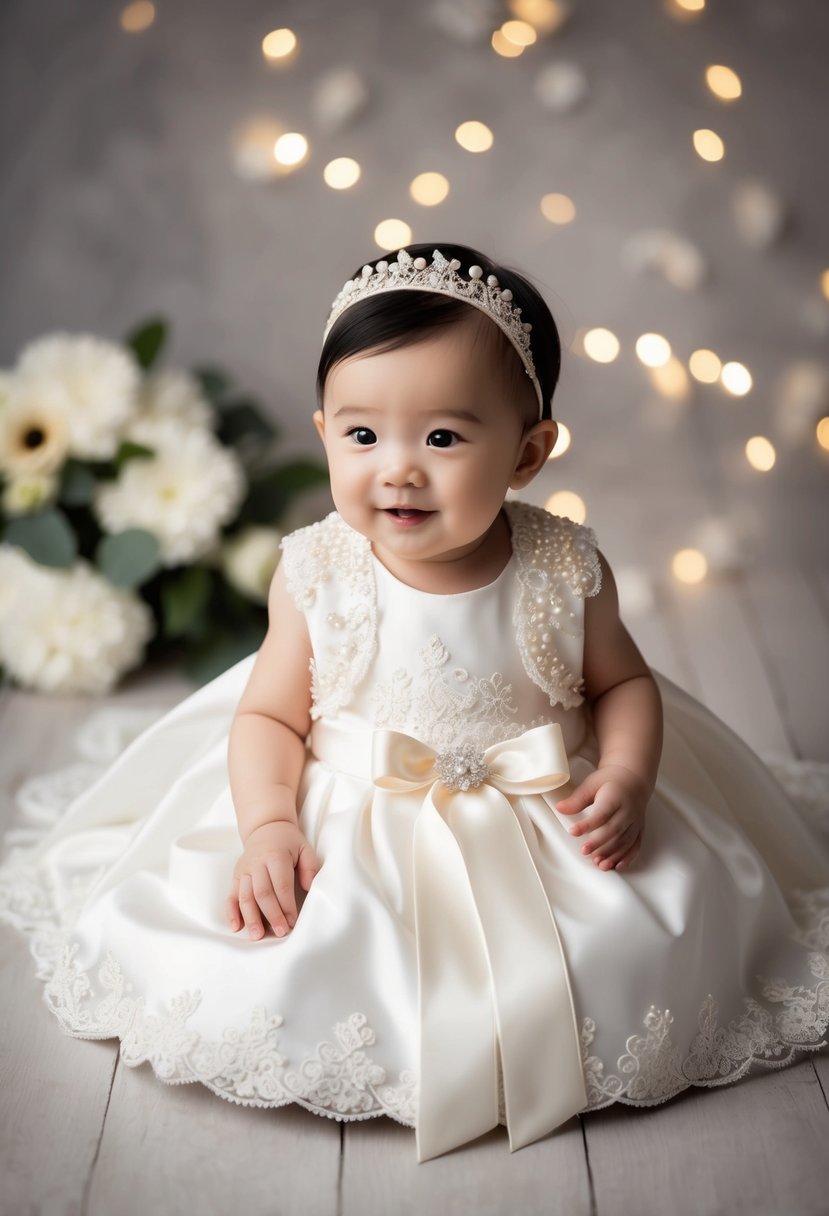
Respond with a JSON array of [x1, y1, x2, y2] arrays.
[[372, 722, 588, 1162]]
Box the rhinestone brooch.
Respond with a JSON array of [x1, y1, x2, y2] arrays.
[[434, 743, 491, 792]]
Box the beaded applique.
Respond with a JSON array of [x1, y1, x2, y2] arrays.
[[281, 502, 602, 720], [505, 500, 602, 709], [281, 513, 376, 720]]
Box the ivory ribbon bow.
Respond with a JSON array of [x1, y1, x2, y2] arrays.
[[372, 722, 588, 1163]]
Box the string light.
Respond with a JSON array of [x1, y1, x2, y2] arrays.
[[582, 328, 620, 363], [492, 30, 524, 57], [635, 333, 672, 367], [745, 436, 776, 471], [455, 121, 494, 152], [374, 219, 413, 250], [693, 129, 725, 161], [721, 362, 752, 395], [501, 20, 537, 46], [273, 133, 308, 168], [262, 28, 298, 61], [689, 349, 722, 383], [672, 548, 708, 584], [547, 422, 572, 458], [409, 172, 450, 205], [540, 193, 576, 224], [545, 490, 586, 523], [706, 65, 742, 101], [120, 2, 155, 32], [323, 158, 361, 189]]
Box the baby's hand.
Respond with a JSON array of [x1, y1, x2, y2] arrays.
[[555, 764, 648, 872], [226, 821, 323, 940]]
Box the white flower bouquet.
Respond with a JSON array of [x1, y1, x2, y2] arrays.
[[0, 320, 328, 693]]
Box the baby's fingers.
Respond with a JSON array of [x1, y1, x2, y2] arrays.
[[237, 872, 267, 940], [598, 833, 642, 872]]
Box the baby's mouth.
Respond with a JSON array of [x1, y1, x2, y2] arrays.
[[384, 507, 434, 520]]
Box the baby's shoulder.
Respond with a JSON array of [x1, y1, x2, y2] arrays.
[[505, 499, 602, 599], [279, 511, 372, 612]]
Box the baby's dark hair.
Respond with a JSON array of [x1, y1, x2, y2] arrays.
[[316, 241, 561, 427]]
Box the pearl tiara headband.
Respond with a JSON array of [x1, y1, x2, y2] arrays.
[[322, 247, 545, 419]]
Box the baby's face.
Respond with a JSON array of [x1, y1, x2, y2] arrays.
[[314, 317, 536, 576]]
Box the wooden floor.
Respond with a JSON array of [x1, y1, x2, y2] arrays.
[[2, 561, 829, 1216]]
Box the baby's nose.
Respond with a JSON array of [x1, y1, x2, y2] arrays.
[[382, 458, 426, 487]]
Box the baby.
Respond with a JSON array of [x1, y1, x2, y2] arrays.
[[224, 241, 663, 942]]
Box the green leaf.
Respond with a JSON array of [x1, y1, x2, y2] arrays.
[[126, 317, 168, 371], [242, 460, 330, 523], [160, 566, 212, 638], [59, 460, 98, 506], [182, 624, 266, 686], [96, 529, 162, 588], [3, 508, 77, 567], [115, 440, 156, 470], [193, 366, 233, 405], [217, 398, 279, 446]]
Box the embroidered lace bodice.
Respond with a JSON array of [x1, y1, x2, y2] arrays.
[[280, 500, 602, 754]]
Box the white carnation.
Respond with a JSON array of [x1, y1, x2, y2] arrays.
[[94, 424, 246, 565], [0, 544, 154, 693], [221, 526, 283, 603], [16, 333, 140, 459], [129, 368, 215, 441]]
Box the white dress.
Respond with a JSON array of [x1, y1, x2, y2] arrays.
[[1, 500, 828, 1164]]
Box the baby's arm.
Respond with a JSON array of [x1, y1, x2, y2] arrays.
[[555, 548, 663, 872], [226, 559, 321, 938]]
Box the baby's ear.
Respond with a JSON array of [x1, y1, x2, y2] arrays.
[[312, 409, 326, 445], [510, 419, 558, 488]]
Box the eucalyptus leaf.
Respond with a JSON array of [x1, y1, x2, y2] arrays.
[[160, 566, 212, 638], [126, 317, 168, 371], [115, 440, 156, 469], [218, 399, 279, 446], [59, 460, 98, 506], [243, 460, 330, 523], [193, 366, 233, 405], [96, 529, 162, 588], [182, 624, 266, 686], [3, 509, 77, 568]]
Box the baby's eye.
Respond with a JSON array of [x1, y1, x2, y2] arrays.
[[426, 429, 460, 448], [346, 427, 377, 446]]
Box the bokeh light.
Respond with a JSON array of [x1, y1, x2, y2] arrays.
[[721, 361, 752, 395], [545, 490, 586, 523], [745, 436, 776, 471], [648, 356, 690, 400], [706, 65, 742, 101], [693, 128, 725, 162], [583, 328, 620, 363], [672, 548, 708, 584], [540, 193, 576, 224], [821, 269, 829, 301], [501, 19, 537, 46], [817, 417, 829, 450], [273, 132, 308, 167], [635, 333, 672, 367], [492, 30, 524, 57], [262, 28, 297, 61], [509, 0, 570, 35], [547, 422, 572, 458], [409, 172, 450, 206], [455, 121, 494, 152], [689, 349, 722, 383], [120, 2, 155, 32], [323, 157, 361, 190], [374, 219, 413, 250]]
